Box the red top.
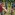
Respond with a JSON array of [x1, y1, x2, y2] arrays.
[[0, 5, 3, 12]]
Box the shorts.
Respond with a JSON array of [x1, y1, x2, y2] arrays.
[[0, 12, 4, 15]]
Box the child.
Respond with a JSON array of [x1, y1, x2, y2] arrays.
[[0, 3, 3, 15]]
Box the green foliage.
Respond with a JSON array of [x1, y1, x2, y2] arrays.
[[8, 2, 10, 8], [3, 0, 6, 2]]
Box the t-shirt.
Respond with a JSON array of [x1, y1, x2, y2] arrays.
[[0, 5, 2, 12]]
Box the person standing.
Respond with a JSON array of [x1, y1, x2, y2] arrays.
[[0, 2, 3, 15]]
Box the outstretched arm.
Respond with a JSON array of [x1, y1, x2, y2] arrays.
[[2, 7, 7, 12]]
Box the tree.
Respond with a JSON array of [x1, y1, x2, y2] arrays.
[[2, 0, 3, 2]]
